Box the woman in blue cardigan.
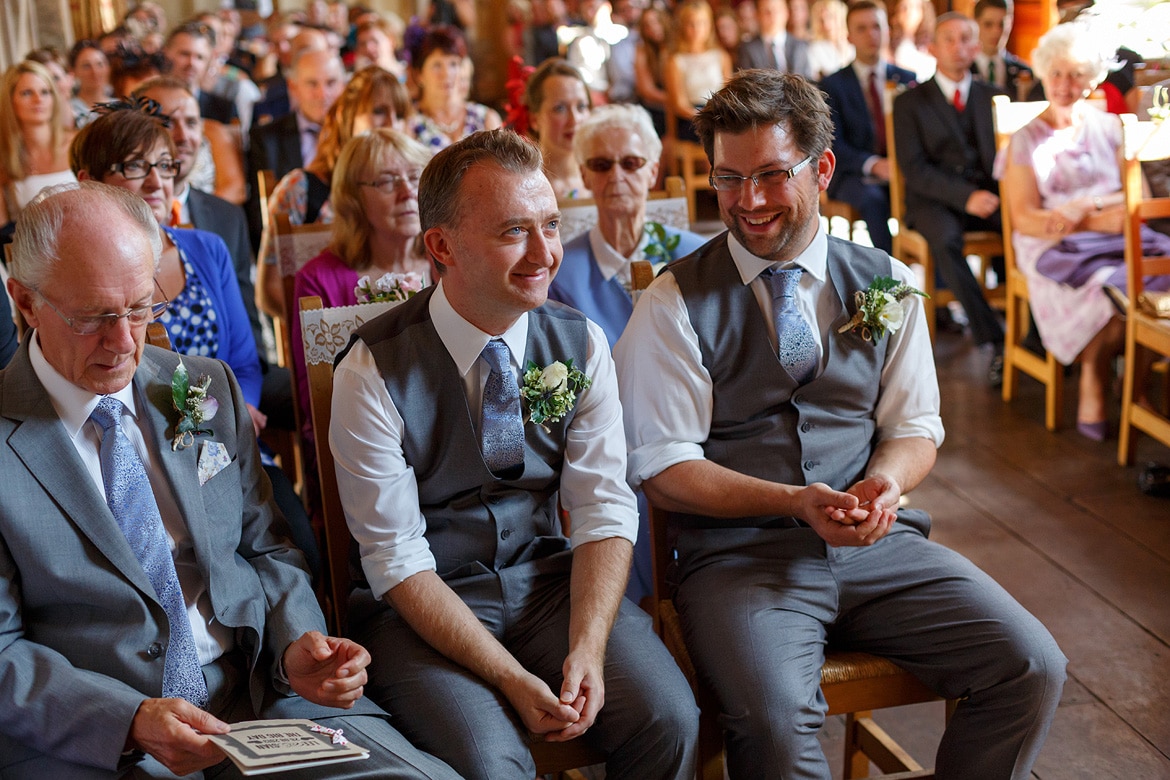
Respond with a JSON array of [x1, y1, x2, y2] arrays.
[[548, 103, 708, 349]]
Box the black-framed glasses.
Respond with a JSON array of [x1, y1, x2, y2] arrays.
[[109, 158, 182, 180], [583, 156, 648, 174], [709, 156, 813, 192], [359, 170, 423, 192], [35, 280, 170, 336]]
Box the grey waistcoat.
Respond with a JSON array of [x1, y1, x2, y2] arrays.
[[668, 234, 893, 529], [350, 286, 589, 580]]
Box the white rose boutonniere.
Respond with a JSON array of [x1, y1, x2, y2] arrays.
[[171, 359, 218, 451], [520, 359, 591, 431], [838, 275, 927, 343]]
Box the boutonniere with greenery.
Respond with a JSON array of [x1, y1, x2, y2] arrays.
[[838, 276, 928, 343], [520, 360, 592, 431], [642, 221, 679, 265], [354, 271, 425, 304], [171, 360, 218, 451]]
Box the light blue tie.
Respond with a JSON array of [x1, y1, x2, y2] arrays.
[[90, 396, 208, 707], [480, 340, 525, 475], [765, 268, 818, 384]]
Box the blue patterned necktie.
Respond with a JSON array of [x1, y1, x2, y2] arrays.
[[90, 397, 208, 707], [764, 268, 818, 384], [480, 340, 525, 475]]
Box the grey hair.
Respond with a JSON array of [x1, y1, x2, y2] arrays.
[[572, 103, 663, 165], [10, 181, 163, 290], [1031, 22, 1109, 87]]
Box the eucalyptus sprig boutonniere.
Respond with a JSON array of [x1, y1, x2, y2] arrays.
[[642, 220, 680, 263], [520, 360, 592, 431], [838, 276, 928, 343], [171, 360, 218, 451]]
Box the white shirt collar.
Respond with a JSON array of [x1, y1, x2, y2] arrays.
[[588, 225, 647, 283], [428, 280, 529, 377], [933, 70, 972, 105], [725, 222, 828, 286], [27, 330, 139, 441], [851, 59, 887, 85]]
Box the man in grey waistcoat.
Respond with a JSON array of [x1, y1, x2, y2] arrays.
[[614, 70, 1066, 780], [329, 129, 698, 780]]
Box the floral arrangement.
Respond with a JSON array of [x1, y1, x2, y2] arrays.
[[171, 360, 218, 451], [354, 271, 425, 304], [643, 221, 680, 264], [837, 276, 928, 343], [520, 359, 591, 431]]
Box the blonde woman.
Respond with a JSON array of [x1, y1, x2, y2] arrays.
[[806, 0, 854, 80], [0, 61, 76, 230], [664, 0, 731, 143]]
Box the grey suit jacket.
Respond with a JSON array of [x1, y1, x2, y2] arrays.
[[736, 35, 813, 79], [0, 343, 367, 772]]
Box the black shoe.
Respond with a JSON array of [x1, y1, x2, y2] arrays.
[[1138, 462, 1170, 498], [988, 351, 1004, 388]]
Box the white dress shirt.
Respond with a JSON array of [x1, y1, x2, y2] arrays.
[[329, 281, 639, 601], [850, 59, 890, 176], [974, 52, 1004, 89], [614, 225, 944, 488], [29, 335, 233, 665], [588, 224, 650, 287], [933, 70, 972, 110]]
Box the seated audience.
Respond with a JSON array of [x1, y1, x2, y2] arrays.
[[615, 68, 1066, 780], [737, 0, 813, 78], [354, 15, 408, 82], [972, 0, 1032, 100], [997, 23, 1170, 440], [0, 179, 461, 780], [665, 0, 732, 143], [163, 21, 237, 125], [329, 128, 699, 780], [893, 12, 1005, 384], [634, 6, 672, 137], [24, 48, 79, 131], [257, 66, 411, 319], [0, 61, 77, 237], [805, 0, 853, 81], [524, 59, 593, 200], [890, 0, 935, 80], [292, 128, 431, 442], [409, 25, 502, 152], [820, 0, 916, 254], [67, 40, 113, 127]]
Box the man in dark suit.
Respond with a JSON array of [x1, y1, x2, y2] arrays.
[[246, 47, 344, 253], [819, 0, 915, 253], [164, 21, 238, 126], [893, 12, 1006, 382], [0, 181, 459, 780], [972, 0, 1032, 100], [737, 0, 813, 78]]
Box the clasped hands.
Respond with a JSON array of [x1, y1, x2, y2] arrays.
[[503, 647, 604, 744], [797, 475, 901, 547], [125, 631, 369, 776]]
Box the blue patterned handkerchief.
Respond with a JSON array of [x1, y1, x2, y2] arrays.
[[197, 441, 231, 486]]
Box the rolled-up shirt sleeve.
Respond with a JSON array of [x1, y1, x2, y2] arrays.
[[329, 339, 436, 601], [561, 320, 640, 548]]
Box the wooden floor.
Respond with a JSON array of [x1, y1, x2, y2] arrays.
[[816, 330, 1170, 779]]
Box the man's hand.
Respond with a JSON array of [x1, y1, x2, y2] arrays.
[[870, 158, 892, 182], [544, 647, 605, 742], [500, 670, 581, 739], [246, 403, 267, 437], [964, 189, 1000, 219], [282, 631, 370, 709], [797, 482, 895, 547], [126, 698, 231, 776]]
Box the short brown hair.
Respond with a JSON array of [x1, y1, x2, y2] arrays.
[[69, 105, 176, 180], [419, 129, 542, 271], [846, 0, 887, 26], [692, 69, 833, 165]]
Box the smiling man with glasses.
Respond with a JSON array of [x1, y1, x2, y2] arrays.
[[615, 69, 1066, 779]]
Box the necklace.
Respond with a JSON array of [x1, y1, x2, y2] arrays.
[[430, 108, 465, 136]]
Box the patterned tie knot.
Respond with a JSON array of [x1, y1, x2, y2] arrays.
[[766, 267, 803, 299], [482, 339, 511, 375], [90, 396, 125, 434]]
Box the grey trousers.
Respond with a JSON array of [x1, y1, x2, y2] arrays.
[[673, 516, 1066, 780], [351, 554, 699, 780]]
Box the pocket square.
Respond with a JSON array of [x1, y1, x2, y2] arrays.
[[197, 441, 231, 486]]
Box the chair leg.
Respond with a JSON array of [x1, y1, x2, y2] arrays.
[[1044, 353, 1064, 432]]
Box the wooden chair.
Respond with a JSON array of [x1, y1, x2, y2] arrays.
[[272, 213, 333, 371], [992, 95, 1066, 431], [298, 295, 606, 777], [664, 103, 714, 225], [820, 193, 863, 242], [1118, 116, 1170, 464], [145, 321, 172, 350], [885, 94, 1004, 343], [630, 258, 948, 780], [558, 176, 690, 245], [256, 169, 276, 236]]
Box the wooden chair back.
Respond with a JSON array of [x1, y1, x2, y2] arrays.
[[299, 294, 608, 774], [146, 321, 172, 350], [257, 169, 277, 236], [558, 176, 690, 245], [273, 213, 332, 367], [1118, 116, 1170, 464], [662, 101, 714, 225], [992, 95, 1066, 430], [631, 266, 947, 780], [886, 87, 1005, 342]]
